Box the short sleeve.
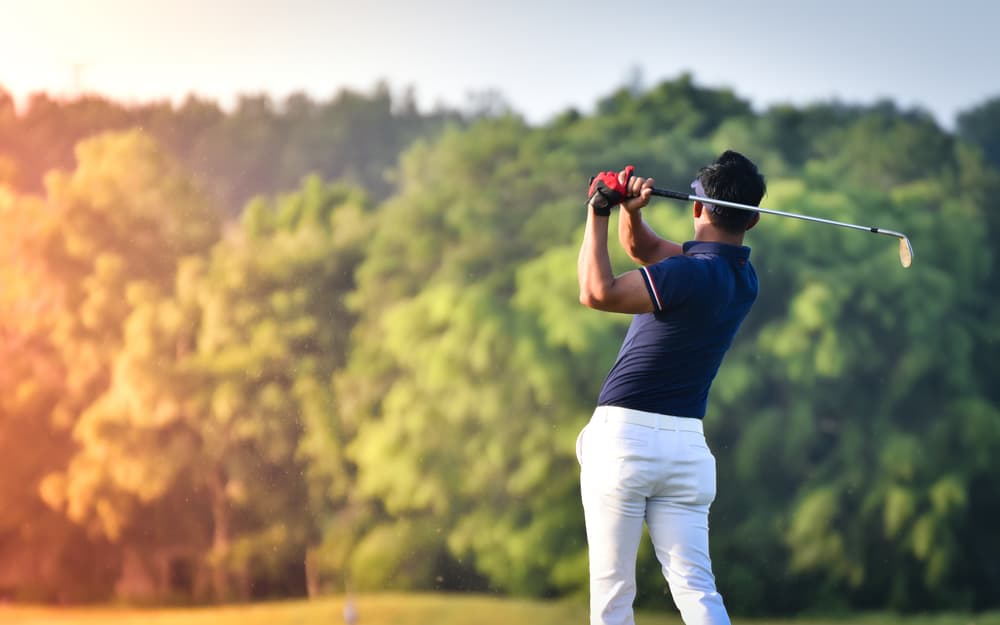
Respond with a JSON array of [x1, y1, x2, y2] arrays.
[[638, 257, 696, 313]]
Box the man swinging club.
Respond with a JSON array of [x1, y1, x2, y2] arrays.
[[576, 151, 766, 625]]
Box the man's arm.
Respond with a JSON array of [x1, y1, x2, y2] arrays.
[[578, 170, 655, 314], [618, 206, 684, 266]]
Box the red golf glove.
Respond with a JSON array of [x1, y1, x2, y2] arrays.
[[588, 166, 634, 216]]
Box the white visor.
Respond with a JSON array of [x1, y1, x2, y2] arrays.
[[691, 178, 753, 222], [691, 179, 718, 214]]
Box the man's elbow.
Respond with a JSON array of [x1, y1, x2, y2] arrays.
[[579, 287, 609, 310], [620, 240, 647, 265], [625, 249, 646, 266]]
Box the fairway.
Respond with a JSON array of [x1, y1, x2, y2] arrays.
[[1, 594, 998, 625]]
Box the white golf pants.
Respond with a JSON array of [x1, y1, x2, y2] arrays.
[[578, 406, 730, 625]]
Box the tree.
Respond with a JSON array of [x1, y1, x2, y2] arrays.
[[0, 185, 121, 602], [340, 116, 601, 594], [0, 83, 462, 214], [708, 165, 998, 611], [47, 174, 371, 601], [28, 129, 221, 598], [958, 96, 1000, 170]]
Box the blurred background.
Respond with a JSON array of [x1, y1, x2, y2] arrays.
[[2, 0, 1000, 618]]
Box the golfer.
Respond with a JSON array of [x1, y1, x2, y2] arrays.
[[576, 151, 766, 625]]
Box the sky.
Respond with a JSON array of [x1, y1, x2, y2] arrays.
[[1, 0, 998, 129]]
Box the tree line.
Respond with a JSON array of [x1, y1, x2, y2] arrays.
[[2, 75, 999, 614], [0, 83, 462, 215]]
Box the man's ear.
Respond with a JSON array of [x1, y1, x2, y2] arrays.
[[693, 201, 704, 218], [745, 213, 761, 231]]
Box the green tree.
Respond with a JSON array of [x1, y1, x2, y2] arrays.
[[708, 159, 999, 611], [340, 116, 597, 594], [958, 96, 1000, 170]]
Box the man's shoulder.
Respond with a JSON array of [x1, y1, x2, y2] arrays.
[[649, 251, 700, 271]]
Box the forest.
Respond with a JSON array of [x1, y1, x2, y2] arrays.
[[2, 74, 999, 615]]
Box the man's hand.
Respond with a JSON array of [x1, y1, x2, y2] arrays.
[[579, 166, 657, 315], [621, 168, 654, 215], [588, 165, 634, 216]]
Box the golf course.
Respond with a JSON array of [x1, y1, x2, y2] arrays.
[[3, 4, 1000, 622], [3, 595, 999, 625]]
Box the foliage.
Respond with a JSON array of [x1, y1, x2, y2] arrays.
[[0, 83, 462, 214], [958, 96, 1000, 170], [2, 75, 999, 613]]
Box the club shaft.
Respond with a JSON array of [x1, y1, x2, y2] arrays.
[[650, 187, 903, 239]]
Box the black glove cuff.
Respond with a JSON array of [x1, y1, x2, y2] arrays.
[[589, 184, 621, 217], [590, 199, 612, 217]]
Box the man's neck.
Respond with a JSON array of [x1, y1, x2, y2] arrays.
[[693, 226, 745, 247]]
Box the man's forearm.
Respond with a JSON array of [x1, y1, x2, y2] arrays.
[[578, 211, 616, 308], [618, 209, 653, 259]]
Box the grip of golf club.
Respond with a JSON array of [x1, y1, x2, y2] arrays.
[[650, 187, 691, 201]]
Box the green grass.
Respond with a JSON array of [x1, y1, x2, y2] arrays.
[[1, 593, 997, 625]]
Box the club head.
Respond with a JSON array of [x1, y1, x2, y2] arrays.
[[898, 236, 913, 268]]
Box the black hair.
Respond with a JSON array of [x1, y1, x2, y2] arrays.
[[696, 150, 767, 234]]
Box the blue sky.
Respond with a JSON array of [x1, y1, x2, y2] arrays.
[[1, 0, 997, 128]]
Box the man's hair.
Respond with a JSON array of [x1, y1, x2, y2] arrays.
[[696, 150, 767, 234]]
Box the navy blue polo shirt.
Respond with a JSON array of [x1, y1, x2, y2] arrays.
[[596, 241, 758, 419]]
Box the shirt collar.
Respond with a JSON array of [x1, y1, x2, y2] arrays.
[[682, 240, 751, 261]]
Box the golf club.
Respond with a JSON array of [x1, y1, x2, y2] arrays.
[[650, 187, 914, 268]]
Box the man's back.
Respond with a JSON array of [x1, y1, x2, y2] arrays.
[[597, 241, 758, 418]]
